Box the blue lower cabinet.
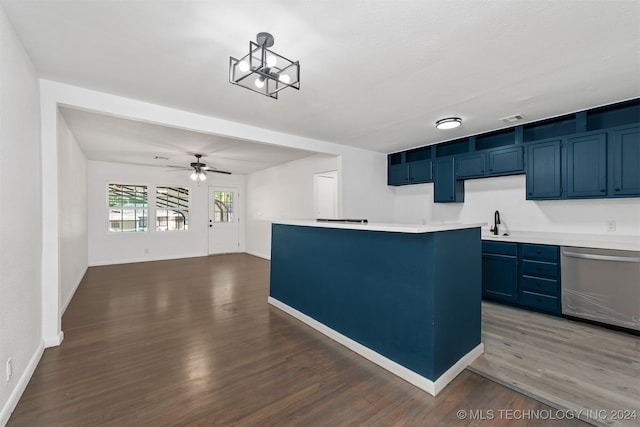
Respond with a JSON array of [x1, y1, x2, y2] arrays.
[[482, 241, 518, 302], [482, 241, 561, 315], [482, 253, 518, 302]]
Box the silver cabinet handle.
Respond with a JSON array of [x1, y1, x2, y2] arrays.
[[562, 251, 639, 263]]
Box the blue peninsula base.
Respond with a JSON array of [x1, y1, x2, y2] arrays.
[[269, 222, 484, 396]]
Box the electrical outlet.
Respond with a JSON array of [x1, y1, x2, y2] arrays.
[[6, 358, 12, 382], [607, 220, 617, 232]]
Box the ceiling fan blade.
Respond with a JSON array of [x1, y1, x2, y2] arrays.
[[202, 166, 232, 175]]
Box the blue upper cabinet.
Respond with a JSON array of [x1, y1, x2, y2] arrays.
[[609, 125, 640, 197], [488, 146, 524, 175], [409, 160, 432, 183], [388, 148, 433, 186], [388, 152, 408, 185], [434, 157, 464, 203], [387, 99, 638, 201], [565, 132, 607, 198], [526, 139, 562, 199], [455, 152, 486, 179]]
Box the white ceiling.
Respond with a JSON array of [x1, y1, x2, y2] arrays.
[[2, 0, 640, 168], [58, 106, 316, 174]]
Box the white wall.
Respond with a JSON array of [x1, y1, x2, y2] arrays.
[[0, 5, 44, 425], [88, 160, 245, 266], [245, 154, 338, 259], [57, 112, 88, 312], [394, 174, 640, 236], [340, 146, 396, 222], [245, 150, 396, 259]]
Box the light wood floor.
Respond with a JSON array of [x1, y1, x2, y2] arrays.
[[9, 254, 588, 426], [470, 302, 640, 427]]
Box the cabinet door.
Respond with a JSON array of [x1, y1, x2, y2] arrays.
[[610, 125, 640, 196], [409, 160, 432, 183], [455, 153, 486, 179], [566, 132, 607, 198], [482, 254, 518, 302], [488, 146, 524, 175], [526, 139, 562, 199], [434, 157, 464, 203], [388, 164, 408, 186]]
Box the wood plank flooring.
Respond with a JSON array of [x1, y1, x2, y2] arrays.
[[470, 302, 640, 427], [9, 254, 588, 426]]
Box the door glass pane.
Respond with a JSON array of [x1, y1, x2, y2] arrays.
[[214, 191, 233, 223]]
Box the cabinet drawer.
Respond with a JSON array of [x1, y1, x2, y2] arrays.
[[482, 241, 517, 256], [521, 276, 559, 295], [521, 260, 558, 278], [520, 291, 559, 312], [521, 244, 559, 262]]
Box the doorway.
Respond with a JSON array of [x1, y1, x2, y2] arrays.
[[313, 171, 338, 219], [208, 187, 240, 254]]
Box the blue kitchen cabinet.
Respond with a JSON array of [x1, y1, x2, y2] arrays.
[[388, 163, 408, 185], [388, 153, 408, 185], [565, 132, 607, 198], [526, 139, 562, 199], [455, 152, 486, 179], [388, 152, 433, 186], [409, 160, 432, 183], [434, 157, 464, 203], [482, 241, 518, 303], [488, 145, 524, 175], [518, 244, 561, 314], [609, 125, 640, 197]]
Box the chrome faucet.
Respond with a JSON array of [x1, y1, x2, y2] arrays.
[[490, 210, 501, 235]]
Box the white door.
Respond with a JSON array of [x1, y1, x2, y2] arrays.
[[208, 187, 240, 254], [314, 171, 338, 218]]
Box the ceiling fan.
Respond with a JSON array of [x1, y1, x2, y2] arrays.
[[167, 154, 231, 182]]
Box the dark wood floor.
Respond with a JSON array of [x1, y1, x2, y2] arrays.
[[9, 254, 588, 426]]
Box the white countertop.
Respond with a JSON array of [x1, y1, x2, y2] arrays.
[[273, 219, 486, 234], [482, 230, 640, 251]]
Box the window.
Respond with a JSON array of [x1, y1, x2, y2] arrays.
[[156, 186, 189, 231], [108, 184, 148, 232], [214, 191, 233, 222]]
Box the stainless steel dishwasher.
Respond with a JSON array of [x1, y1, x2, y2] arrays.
[[561, 246, 640, 332]]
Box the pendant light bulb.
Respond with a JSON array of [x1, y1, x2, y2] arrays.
[[237, 60, 250, 72], [190, 171, 198, 181], [279, 74, 291, 84], [255, 77, 265, 88], [199, 172, 207, 181]]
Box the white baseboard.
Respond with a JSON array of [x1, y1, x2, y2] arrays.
[[43, 331, 64, 348], [0, 340, 45, 427], [268, 297, 483, 396], [245, 250, 270, 260]]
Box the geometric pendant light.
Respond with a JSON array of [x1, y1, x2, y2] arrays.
[[229, 32, 300, 99]]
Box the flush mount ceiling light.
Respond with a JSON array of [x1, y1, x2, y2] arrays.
[[229, 32, 300, 99], [435, 117, 462, 130]]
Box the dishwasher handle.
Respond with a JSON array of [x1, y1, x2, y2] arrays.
[[562, 251, 640, 263]]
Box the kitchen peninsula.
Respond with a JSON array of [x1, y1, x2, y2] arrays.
[[269, 220, 485, 396]]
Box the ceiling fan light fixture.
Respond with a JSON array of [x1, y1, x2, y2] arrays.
[[435, 117, 462, 130], [229, 32, 300, 99]]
